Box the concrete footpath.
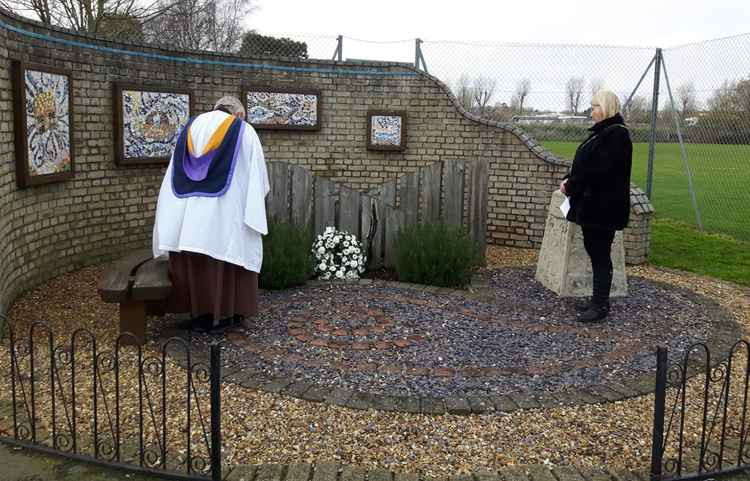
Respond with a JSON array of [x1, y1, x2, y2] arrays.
[[0, 441, 171, 480], [3, 441, 750, 481]]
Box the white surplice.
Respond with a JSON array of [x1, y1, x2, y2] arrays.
[[153, 111, 270, 273]]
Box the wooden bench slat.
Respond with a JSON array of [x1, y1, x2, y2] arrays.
[[98, 248, 153, 303], [132, 257, 172, 301]]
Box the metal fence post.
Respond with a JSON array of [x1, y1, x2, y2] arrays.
[[651, 346, 668, 481], [646, 48, 662, 200], [332, 35, 343, 62], [210, 344, 222, 481]]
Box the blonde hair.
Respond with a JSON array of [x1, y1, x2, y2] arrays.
[[591, 89, 621, 119], [213, 96, 246, 117]]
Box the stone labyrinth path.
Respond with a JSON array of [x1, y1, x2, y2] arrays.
[[175, 267, 739, 413]]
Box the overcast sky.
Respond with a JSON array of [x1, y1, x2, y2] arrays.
[[249, 0, 750, 48]]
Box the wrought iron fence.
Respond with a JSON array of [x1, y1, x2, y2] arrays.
[[0, 320, 222, 481], [651, 342, 750, 481]]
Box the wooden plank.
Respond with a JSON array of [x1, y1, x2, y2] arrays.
[[442, 159, 464, 227], [132, 257, 172, 301], [267, 162, 290, 223], [421, 162, 442, 224], [98, 248, 152, 303], [360, 195, 375, 267], [398, 171, 419, 227], [468, 158, 489, 264], [383, 205, 405, 268], [290, 165, 314, 229], [119, 299, 147, 346], [314, 177, 336, 237], [370, 181, 395, 268], [338, 186, 360, 236]]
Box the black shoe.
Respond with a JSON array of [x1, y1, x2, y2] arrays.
[[574, 298, 592, 312], [577, 302, 610, 323]]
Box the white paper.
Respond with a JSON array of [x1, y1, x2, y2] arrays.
[[559, 196, 570, 217]]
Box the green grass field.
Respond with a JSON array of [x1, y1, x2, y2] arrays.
[[542, 141, 750, 286], [543, 141, 750, 241]]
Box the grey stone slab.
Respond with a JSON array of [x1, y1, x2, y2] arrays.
[[369, 470, 394, 481], [396, 396, 421, 413], [498, 466, 529, 481], [323, 388, 353, 407], [474, 470, 501, 481], [533, 392, 562, 409], [444, 396, 472, 415], [340, 466, 366, 481], [608, 469, 646, 481], [585, 384, 625, 402], [450, 475, 473, 481], [604, 381, 643, 399], [579, 468, 614, 481], [535, 190, 627, 298], [525, 464, 557, 481], [286, 463, 313, 481], [420, 396, 447, 415], [284, 381, 314, 398], [312, 462, 340, 481], [300, 386, 328, 403], [394, 472, 420, 481], [256, 464, 286, 481], [373, 395, 401, 412], [345, 391, 374, 410], [239, 375, 263, 390], [227, 465, 258, 481], [489, 394, 519, 412], [507, 392, 541, 410], [551, 466, 586, 481], [261, 378, 295, 394], [467, 396, 494, 414]]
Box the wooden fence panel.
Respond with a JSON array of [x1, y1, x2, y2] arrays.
[[442, 160, 464, 227], [421, 162, 442, 224], [383, 205, 405, 268], [267, 162, 290, 222], [398, 171, 419, 227], [468, 158, 489, 263], [314, 177, 335, 236], [339, 186, 360, 236], [290, 165, 313, 229]]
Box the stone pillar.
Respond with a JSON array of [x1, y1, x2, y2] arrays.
[[535, 190, 628, 298]]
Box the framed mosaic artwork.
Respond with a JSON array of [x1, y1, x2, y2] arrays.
[[114, 83, 193, 165], [12, 61, 74, 188], [367, 111, 406, 151], [243, 86, 321, 130]]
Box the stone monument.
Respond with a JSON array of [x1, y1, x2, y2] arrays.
[[535, 190, 627, 297]]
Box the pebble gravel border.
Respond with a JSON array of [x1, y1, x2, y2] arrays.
[[162, 271, 740, 416]]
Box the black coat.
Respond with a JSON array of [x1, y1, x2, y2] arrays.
[[564, 113, 633, 230]]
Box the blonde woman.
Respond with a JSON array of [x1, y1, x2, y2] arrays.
[[560, 90, 632, 323]]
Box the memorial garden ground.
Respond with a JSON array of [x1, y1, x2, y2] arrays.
[[2, 245, 750, 479]]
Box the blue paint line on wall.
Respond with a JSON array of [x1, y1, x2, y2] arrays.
[[0, 18, 419, 77]]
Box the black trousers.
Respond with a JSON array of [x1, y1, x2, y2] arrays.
[[582, 226, 616, 306]]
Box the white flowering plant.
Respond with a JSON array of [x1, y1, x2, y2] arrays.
[[312, 226, 367, 280]]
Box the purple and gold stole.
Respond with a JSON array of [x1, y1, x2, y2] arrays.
[[172, 114, 244, 198]]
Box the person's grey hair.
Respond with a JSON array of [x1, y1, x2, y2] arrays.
[[591, 89, 621, 119], [214, 96, 246, 117]]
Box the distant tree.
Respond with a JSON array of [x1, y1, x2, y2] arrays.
[[98, 14, 144, 42], [622, 95, 650, 124], [676, 82, 697, 115], [589, 78, 604, 98], [472, 75, 496, 115], [239, 31, 308, 58], [511, 79, 531, 114], [0, 0, 166, 34], [143, 0, 254, 51], [565, 76, 585, 114], [453, 74, 474, 111]]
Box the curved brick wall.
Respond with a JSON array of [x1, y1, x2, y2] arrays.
[[0, 9, 652, 321]]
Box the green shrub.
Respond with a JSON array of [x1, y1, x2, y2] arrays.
[[259, 220, 313, 290], [392, 223, 476, 288]]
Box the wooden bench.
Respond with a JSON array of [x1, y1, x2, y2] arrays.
[[97, 249, 172, 345]]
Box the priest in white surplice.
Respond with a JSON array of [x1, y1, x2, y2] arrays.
[[153, 96, 269, 330]]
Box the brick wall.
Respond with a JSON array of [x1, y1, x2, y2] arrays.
[[0, 9, 652, 320]]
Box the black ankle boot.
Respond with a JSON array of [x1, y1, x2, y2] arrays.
[[574, 298, 592, 312], [577, 301, 610, 323]]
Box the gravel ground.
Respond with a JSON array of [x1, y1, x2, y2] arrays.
[[1, 245, 749, 477], [185, 267, 727, 398]]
